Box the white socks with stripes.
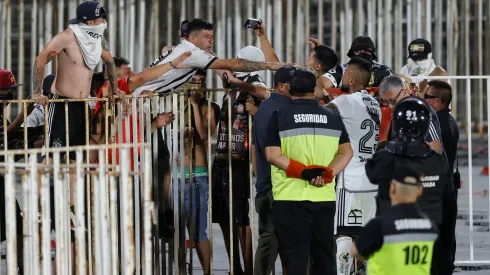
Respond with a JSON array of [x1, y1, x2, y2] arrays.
[[336, 236, 353, 275]]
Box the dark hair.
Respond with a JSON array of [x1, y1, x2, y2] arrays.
[[185, 18, 214, 38], [180, 20, 189, 37], [289, 69, 317, 95], [347, 57, 372, 87], [195, 69, 207, 77], [428, 80, 452, 106], [113, 57, 130, 68], [90, 72, 106, 96], [313, 45, 338, 73]]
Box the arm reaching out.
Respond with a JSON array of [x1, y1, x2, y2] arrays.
[[253, 19, 280, 63], [222, 71, 269, 100], [128, 51, 192, 91], [209, 58, 291, 72]]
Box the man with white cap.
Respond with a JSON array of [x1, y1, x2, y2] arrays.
[[212, 46, 269, 275]]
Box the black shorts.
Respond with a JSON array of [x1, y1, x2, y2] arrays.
[[211, 158, 250, 227], [45, 94, 91, 159]]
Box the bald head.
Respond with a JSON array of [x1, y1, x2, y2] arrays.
[[389, 180, 423, 205]]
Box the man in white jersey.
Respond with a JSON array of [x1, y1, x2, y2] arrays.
[[133, 18, 288, 95], [325, 57, 381, 275]]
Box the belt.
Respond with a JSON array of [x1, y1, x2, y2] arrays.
[[176, 166, 208, 179]]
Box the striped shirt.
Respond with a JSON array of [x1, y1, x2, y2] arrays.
[[132, 40, 217, 95]]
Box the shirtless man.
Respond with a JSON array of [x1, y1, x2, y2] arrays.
[[174, 69, 219, 274], [32, 1, 123, 155]]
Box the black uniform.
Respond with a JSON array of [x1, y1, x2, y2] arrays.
[[324, 61, 394, 88], [365, 97, 457, 275]]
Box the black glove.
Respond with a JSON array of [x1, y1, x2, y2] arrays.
[[301, 167, 326, 182]]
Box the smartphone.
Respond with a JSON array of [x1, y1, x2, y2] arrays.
[[244, 18, 261, 30], [222, 73, 231, 89]]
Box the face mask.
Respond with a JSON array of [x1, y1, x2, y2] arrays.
[[93, 22, 107, 33], [356, 53, 373, 62]]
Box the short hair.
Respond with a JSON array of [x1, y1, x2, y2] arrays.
[[185, 19, 214, 38], [313, 45, 338, 73], [379, 75, 405, 95], [195, 69, 207, 77], [289, 69, 317, 95], [113, 57, 130, 68], [347, 57, 371, 87], [428, 80, 452, 106]]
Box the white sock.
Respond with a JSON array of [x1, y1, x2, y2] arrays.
[[336, 236, 354, 275]]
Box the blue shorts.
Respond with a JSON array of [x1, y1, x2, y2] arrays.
[[179, 167, 210, 242]]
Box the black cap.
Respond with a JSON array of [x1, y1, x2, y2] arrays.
[[347, 36, 377, 60], [69, 1, 107, 24], [407, 39, 432, 60], [42, 74, 56, 97], [290, 69, 317, 94], [392, 165, 421, 186], [274, 66, 296, 86]]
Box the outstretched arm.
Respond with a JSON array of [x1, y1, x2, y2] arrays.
[[128, 51, 192, 91], [222, 71, 269, 100], [208, 58, 291, 72], [32, 29, 70, 105], [253, 19, 280, 63]]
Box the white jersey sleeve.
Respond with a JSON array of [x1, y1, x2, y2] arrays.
[[182, 48, 218, 69]]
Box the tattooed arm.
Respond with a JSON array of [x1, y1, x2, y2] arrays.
[[32, 29, 70, 105], [209, 58, 292, 72], [100, 38, 120, 98]]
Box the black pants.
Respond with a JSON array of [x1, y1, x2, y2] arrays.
[[273, 200, 336, 275], [254, 191, 279, 275]]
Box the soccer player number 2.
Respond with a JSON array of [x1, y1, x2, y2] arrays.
[[402, 245, 429, 265]]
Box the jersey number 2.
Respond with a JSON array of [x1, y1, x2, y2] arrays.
[[403, 245, 429, 265], [359, 119, 379, 154]]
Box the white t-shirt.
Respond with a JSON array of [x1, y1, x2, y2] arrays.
[[132, 40, 218, 95], [25, 104, 45, 127], [330, 91, 381, 191]]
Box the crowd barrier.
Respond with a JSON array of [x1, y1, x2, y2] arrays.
[[0, 76, 489, 274]]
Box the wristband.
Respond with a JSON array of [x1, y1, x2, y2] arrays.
[[169, 61, 174, 69]]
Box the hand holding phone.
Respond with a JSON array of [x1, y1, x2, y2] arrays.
[[244, 18, 261, 30]]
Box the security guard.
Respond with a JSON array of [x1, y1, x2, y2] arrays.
[[365, 96, 457, 274], [351, 165, 438, 275], [265, 69, 353, 275]]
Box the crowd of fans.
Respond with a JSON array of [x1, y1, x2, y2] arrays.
[[0, 1, 461, 275]]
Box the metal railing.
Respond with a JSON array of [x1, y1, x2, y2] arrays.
[[1, 80, 490, 273]]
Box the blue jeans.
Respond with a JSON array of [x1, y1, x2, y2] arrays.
[[180, 168, 209, 243]]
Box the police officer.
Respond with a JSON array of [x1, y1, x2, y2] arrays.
[[351, 165, 438, 275], [265, 69, 353, 275], [365, 96, 457, 274]]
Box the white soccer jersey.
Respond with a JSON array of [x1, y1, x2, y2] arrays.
[[132, 40, 218, 95], [330, 90, 381, 191]]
